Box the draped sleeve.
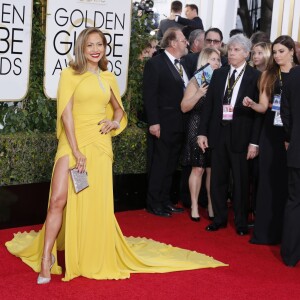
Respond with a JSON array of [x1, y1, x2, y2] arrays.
[[56, 67, 82, 139], [101, 71, 128, 137]]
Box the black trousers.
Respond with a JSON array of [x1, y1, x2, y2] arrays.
[[210, 124, 249, 229], [281, 167, 300, 266], [146, 130, 183, 210]]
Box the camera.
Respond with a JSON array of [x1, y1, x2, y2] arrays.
[[133, 0, 154, 15]]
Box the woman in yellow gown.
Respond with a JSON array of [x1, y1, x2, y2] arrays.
[[5, 28, 226, 283]]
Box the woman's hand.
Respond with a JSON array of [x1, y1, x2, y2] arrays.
[[243, 96, 255, 108], [98, 119, 119, 134], [196, 83, 208, 99], [73, 150, 87, 173]]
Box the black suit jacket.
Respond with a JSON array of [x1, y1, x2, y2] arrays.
[[143, 52, 189, 133], [181, 52, 199, 78], [177, 16, 204, 30], [157, 19, 184, 40], [221, 56, 229, 67], [281, 66, 300, 168], [199, 64, 261, 152]]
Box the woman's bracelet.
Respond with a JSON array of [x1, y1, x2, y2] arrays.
[[112, 120, 120, 129]]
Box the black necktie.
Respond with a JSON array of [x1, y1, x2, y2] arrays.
[[174, 59, 183, 77], [223, 69, 237, 104]]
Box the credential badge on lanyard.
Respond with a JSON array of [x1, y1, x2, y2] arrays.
[[272, 69, 283, 126]]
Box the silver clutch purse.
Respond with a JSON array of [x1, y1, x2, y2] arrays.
[[69, 168, 89, 193]]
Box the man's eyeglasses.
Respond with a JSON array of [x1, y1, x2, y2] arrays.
[[205, 39, 221, 44], [177, 39, 188, 44]]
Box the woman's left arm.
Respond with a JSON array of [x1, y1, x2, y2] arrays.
[[98, 90, 124, 134], [181, 80, 208, 113]]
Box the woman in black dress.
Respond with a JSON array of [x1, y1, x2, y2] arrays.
[[243, 35, 299, 244], [181, 48, 221, 221]]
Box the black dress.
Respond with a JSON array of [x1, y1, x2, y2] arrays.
[[182, 79, 210, 168], [250, 72, 289, 245]]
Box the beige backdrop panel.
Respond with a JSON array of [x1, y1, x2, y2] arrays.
[[44, 0, 132, 99], [0, 0, 33, 102]]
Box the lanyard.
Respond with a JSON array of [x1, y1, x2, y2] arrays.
[[278, 69, 283, 93], [226, 65, 246, 97]]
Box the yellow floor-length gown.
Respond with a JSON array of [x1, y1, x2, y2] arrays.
[[5, 68, 227, 281]]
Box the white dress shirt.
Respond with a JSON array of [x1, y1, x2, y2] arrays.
[[165, 50, 189, 87], [224, 61, 258, 148], [224, 61, 247, 107]]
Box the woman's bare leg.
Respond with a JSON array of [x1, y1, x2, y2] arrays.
[[39, 156, 69, 278], [189, 167, 204, 218], [205, 168, 214, 218]]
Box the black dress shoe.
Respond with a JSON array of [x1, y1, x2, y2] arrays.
[[285, 263, 296, 267], [205, 223, 227, 231], [208, 216, 215, 221], [282, 258, 297, 267], [146, 207, 171, 218], [164, 204, 184, 213], [236, 228, 249, 236]]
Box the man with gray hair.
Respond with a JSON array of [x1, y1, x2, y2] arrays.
[[182, 29, 205, 76], [189, 29, 205, 53], [198, 34, 262, 235]]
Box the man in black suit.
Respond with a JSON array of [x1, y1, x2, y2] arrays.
[[281, 66, 300, 267], [198, 34, 261, 235], [143, 27, 189, 217], [204, 28, 228, 67], [157, 1, 184, 41], [170, 4, 204, 39]]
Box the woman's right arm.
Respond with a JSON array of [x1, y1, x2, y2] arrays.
[[243, 72, 269, 113], [181, 80, 208, 113], [61, 98, 86, 172], [243, 91, 269, 113]]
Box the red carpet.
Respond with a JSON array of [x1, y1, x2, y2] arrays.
[[0, 208, 299, 300]]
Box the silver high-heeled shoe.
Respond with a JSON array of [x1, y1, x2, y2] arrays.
[[37, 254, 55, 284]]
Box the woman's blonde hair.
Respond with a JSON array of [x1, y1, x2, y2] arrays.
[[196, 47, 220, 69], [69, 27, 108, 74], [250, 42, 271, 70]]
